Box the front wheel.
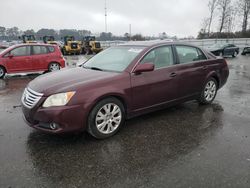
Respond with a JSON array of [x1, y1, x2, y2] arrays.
[[0, 66, 6, 79], [48, 62, 60, 72], [87, 98, 125, 139], [232, 51, 238, 58], [198, 78, 218, 105]]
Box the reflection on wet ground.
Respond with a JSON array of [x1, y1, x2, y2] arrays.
[[1, 55, 250, 187]]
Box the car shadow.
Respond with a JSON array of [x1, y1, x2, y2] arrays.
[[25, 101, 225, 187]]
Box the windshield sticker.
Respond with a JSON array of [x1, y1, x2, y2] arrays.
[[128, 48, 143, 53]]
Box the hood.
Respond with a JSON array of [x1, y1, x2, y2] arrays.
[[206, 46, 221, 52], [28, 67, 119, 96]]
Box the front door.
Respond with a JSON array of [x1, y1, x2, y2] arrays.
[[131, 45, 179, 111], [6, 46, 32, 72]]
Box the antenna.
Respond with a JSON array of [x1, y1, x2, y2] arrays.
[[105, 0, 107, 33]]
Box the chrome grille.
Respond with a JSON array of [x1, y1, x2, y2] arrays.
[[22, 87, 43, 108]]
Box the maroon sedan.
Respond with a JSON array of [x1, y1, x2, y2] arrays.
[[21, 42, 229, 139]]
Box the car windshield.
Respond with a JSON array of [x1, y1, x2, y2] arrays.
[[83, 46, 145, 72], [211, 44, 224, 48]]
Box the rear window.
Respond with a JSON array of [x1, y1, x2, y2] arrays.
[[33, 46, 48, 55], [48, 46, 55, 53], [176, 46, 207, 64]]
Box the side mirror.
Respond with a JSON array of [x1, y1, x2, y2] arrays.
[[133, 63, 154, 74], [8, 54, 14, 59]]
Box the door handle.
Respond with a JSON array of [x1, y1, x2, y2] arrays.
[[202, 65, 208, 70], [170, 72, 177, 77]]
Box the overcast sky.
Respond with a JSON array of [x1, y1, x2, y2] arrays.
[[0, 0, 234, 37]]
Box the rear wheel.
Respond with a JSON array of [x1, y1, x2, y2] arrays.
[[198, 78, 218, 105], [87, 97, 125, 139], [48, 62, 60, 72], [0, 66, 6, 79]]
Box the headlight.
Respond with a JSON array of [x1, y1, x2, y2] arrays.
[[43, 91, 75, 108]]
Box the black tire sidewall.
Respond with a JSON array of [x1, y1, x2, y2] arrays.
[[87, 97, 125, 139], [199, 78, 218, 105], [0, 67, 6, 79]]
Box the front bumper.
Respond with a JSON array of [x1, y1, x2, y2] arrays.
[[22, 103, 88, 134]]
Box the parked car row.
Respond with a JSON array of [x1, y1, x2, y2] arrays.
[[208, 43, 250, 57], [21, 41, 229, 139]]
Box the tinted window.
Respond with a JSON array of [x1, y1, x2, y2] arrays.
[[176, 46, 206, 64], [141, 46, 174, 69], [48, 46, 55, 53], [10, 46, 31, 56], [33, 46, 48, 55]]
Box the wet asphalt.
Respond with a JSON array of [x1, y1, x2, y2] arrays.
[[0, 55, 250, 188]]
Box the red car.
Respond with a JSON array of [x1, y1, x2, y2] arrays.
[[0, 43, 65, 78], [22, 42, 229, 139]]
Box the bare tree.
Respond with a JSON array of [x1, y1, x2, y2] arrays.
[[238, 0, 250, 32], [225, 6, 237, 33], [208, 0, 218, 35], [217, 0, 232, 33], [201, 18, 210, 33]]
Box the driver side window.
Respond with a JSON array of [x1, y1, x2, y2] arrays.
[[10, 46, 31, 57], [141, 46, 174, 69]]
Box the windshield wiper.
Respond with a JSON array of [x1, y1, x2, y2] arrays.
[[89, 67, 103, 71]]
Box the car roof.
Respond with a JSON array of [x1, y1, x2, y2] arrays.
[[119, 40, 204, 48], [10, 43, 55, 48]]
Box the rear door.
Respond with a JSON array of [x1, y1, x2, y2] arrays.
[[5, 46, 32, 72], [131, 45, 179, 110], [223, 45, 235, 56], [174, 45, 208, 99], [31, 45, 49, 70]]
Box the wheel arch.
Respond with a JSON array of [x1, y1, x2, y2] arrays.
[[87, 93, 128, 119], [48, 61, 60, 69], [0, 65, 7, 73], [206, 71, 220, 88]]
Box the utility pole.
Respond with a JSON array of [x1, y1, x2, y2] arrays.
[[105, 0, 107, 33], [129, 24, 131, 41]]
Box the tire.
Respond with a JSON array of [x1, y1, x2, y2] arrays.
[[232, 51, 238, 58], [48, 62, 60, 72], [86, 48, 93, 55], [0, 66, 6, 79], [198, 78, 218, 105], [62, 48, 67, 55], [87, 97, 125, 139]]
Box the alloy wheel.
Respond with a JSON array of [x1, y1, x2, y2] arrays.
[[95, 103, 122, 134], [49, 63, 60, 72], [204, 81, 217, 102]]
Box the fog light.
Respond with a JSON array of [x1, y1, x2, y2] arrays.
[[50, 123, 58, 130]]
